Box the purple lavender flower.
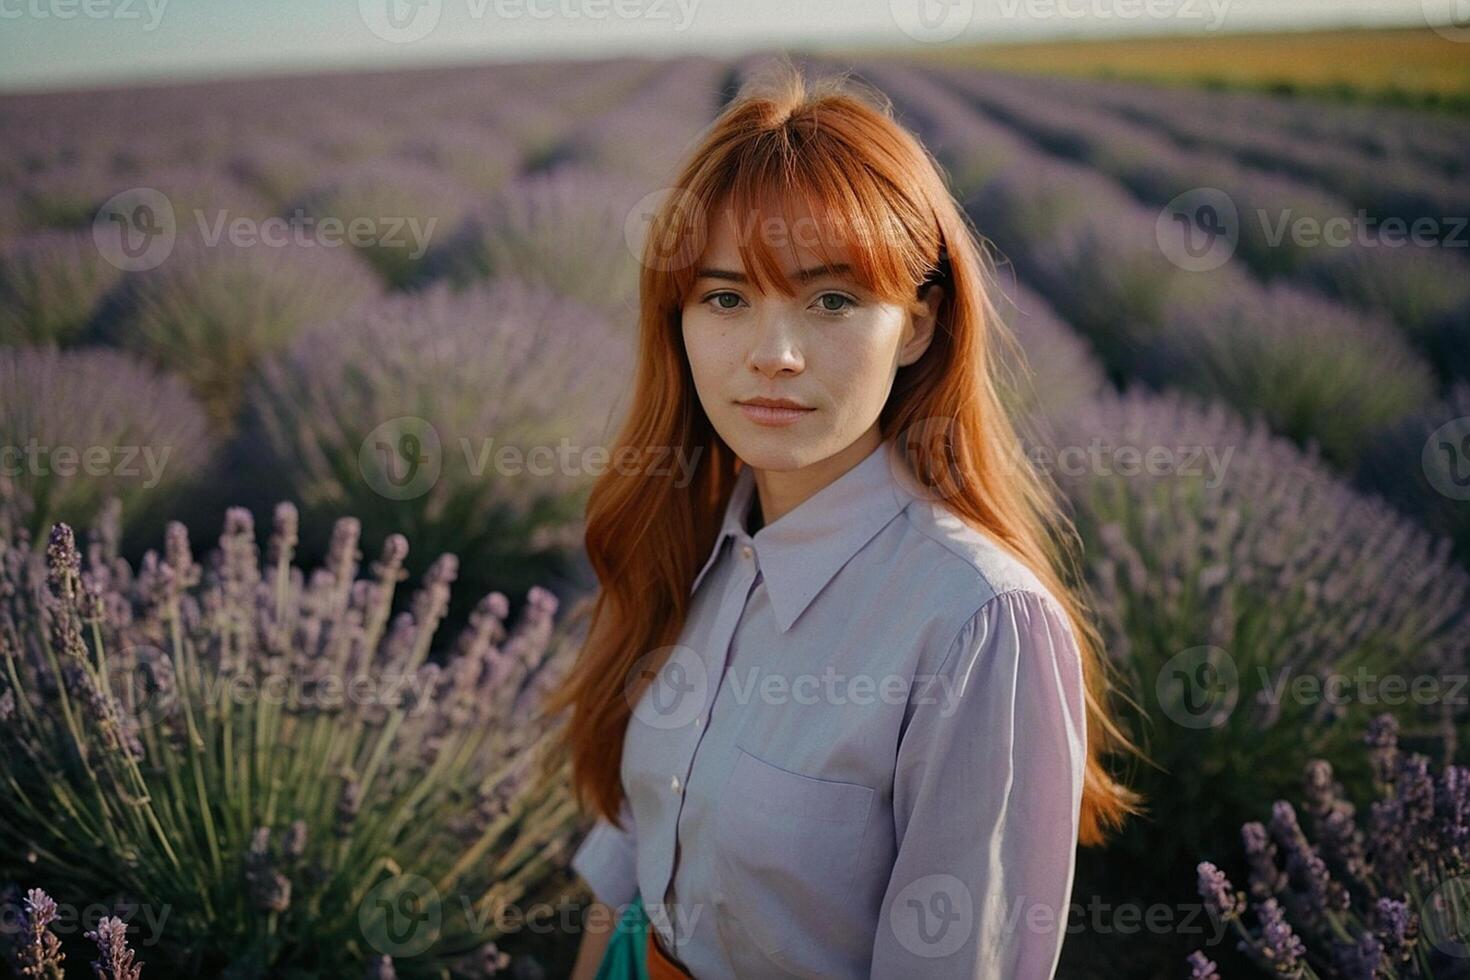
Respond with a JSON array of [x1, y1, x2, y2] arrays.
[[1185, 949, 1222, 980], [1198, 861, 1247, 922], [1243, 821, 1289, 900], [1372, 895, 1419, 965], [1196, 713, 1470, 978], [15, 887, 66, 979], [84, 916, 143, 980], [1246, 897, 1308, 975], [1332, 929, 1385, 980]]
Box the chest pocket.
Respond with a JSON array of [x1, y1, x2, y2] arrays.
[[712, 744, 876, 962]]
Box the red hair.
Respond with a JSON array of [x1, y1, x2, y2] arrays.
[[537, 58, 1145, 848]]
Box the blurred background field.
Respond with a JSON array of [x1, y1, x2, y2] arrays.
[[883, 25, 1470, 110], [1, 17, 1469, 980]]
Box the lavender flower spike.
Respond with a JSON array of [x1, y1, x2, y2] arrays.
[[85, 916, 144, 980]]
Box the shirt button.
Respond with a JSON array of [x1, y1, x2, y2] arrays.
[[671, 775, 682, 794], [741, 545, 753, 560], [695, 715, 704, 727]]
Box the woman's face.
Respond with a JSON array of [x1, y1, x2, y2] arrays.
[[680, 202, 941, 477]]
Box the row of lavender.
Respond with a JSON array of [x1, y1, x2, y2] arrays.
[[940, 69, 1470, 345], [858, 60, 1470, 579], [2, 53, 1469, 977], [0, 56, 731, 612]]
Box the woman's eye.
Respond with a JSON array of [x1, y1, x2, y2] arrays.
[[708, 291, 743, 311], [814, 292, 855, 313]]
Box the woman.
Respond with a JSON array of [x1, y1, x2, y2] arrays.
[[539, 58, 1144, 979]]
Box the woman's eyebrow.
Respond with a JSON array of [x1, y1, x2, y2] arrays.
[[694, 262, 854, 283]]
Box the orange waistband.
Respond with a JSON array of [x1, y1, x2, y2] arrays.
[[646, 925, 695, 980]]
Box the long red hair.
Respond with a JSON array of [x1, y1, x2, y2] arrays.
[[536, 57, 1146, 848]]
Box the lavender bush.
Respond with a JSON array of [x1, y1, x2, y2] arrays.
[[1033, 206, 1254, 378], [0, 501, 587, 978], [0, 346, 215, 554], [1039, 387, 1469, 919], [392, 125, 522, 195], [1139, 281, 1437, 470], [547, 57, 725, 181], [226, 135, 334, 212], [1299, 242, 1470, 382], [94, 234, 382, 430], [1191, 713, 1470, 978], [233, 278, 629, 617], [1356, 382, 1470, 569], [284, 159, 479, 289], [0, 229, 124, 346], [990, 278, 1107, 420], [422, 165, 648, 327], [11, 162, 126, 232], [109, 168, 277, 231]]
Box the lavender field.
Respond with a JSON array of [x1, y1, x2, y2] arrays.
[[1, 51, 1469, 979]]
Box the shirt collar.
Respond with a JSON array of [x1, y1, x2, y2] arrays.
[[689, 437, 915, 633]]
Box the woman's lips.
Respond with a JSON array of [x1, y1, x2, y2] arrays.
[[738, 402, 815, 427]]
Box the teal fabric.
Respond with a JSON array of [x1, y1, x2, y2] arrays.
[[593, 889, 650, 980]]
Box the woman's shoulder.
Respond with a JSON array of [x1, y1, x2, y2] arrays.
[[899, 496, 1052, 600], [890, 495, 1066, 654]]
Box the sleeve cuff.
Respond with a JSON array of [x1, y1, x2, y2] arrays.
[[570, 818, 639, 907]]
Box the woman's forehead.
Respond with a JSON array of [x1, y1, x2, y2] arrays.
[[697, 197, 859, 280]]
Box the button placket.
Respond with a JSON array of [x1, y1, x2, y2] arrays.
[[659, 547, 761, 910]]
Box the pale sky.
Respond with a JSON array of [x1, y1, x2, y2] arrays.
[[0, 0, 1443, 93]]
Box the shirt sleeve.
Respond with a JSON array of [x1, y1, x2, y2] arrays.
[[570, 792, 639, 908], [870, 589, 1088, 980]]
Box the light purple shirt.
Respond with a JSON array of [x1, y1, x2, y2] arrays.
[[571, 436, 1088, 978]]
